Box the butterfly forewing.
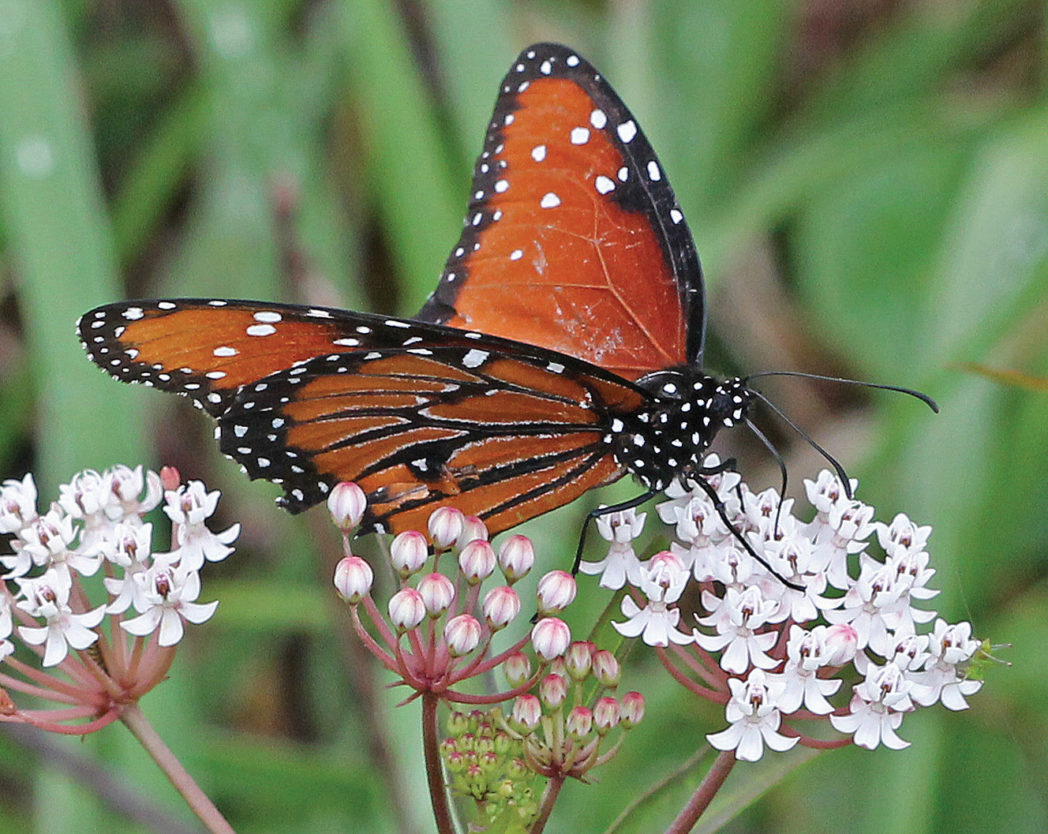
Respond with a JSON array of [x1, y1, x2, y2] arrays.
[[77, 300, 391, 416], [418, 43, 706, 379], [216, 335, 644, 535]]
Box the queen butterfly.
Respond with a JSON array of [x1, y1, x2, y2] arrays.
[[77, 43, 924, 545]]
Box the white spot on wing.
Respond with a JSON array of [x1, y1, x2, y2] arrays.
[[617, 120, 637, 143], [253, 311, 282, 323], [570, 127, 589, 145], [531, 144, 546, 162], [462, 349, 489, 369], [213, 346, 238, 357], [246, 324, 276, 337], [540, 192, 561, 209], [595, 175, 615, 195]]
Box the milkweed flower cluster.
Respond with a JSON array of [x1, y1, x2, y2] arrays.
[[580, 456, 983, 761], [330, 486, 577, 706], [329, 484, 643, 829], [0, 466, 235, 733]]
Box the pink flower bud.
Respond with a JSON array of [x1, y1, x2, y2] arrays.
[[592, 650, 621, 687], [565, 706, 593, 739], [503, 651, 532, 687], [333, 556, 373, 604], [388, 588, 426, 630], [482, 585, 520, 630], [444, 614, 482, 656], [593, 697, 620, 733], [458, 539, 496, 584], [498, 534, 534, 582], [390, 530, 429, 576], [531, 617, 571, 662], [620, 691, 645, 728], [824, 623, 859, 666], [564, 641, 594, 680], [511, 694, 542, 732], [327, 482, 367, 530], [539, 673, 567, 708], [418, 572, 456, 616], [428, 506, 464, 549], [159, 466, 181, 491], [536, 570, 576, 614], [457, 515, 489, 548]]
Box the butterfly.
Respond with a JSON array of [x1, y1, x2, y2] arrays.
[[76, 44, 803, 541]]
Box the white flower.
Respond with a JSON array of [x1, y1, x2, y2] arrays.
[[121, 563, 219, 646], [830, 662, 914, 749], [0, 473, 38, 534], [613, 553, 692, 647], [707, 669, 799, 761], [910, 620, 983, 709], [695, 585, 780, 674], [875, 513, 932, 558], [107, 465, 163, 519], [164, 481, 239, 570], [16, 569, 104, 666], [578, 508, 647, 590], [102, 522, 159, 614], [776, 625, 842, 714]]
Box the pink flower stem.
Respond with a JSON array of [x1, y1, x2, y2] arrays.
[[666, 749, 737, 833], [420, 691, 454, 834], [120, 703, 235, 834]]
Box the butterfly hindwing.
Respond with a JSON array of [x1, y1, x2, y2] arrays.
[[215, 322, 646, 535], [418, 42, 706, 380]]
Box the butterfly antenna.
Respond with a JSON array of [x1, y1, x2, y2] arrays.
[[747, 388, 855, 500], [745, 371, 939, 413], [744, 417, 788, 535]]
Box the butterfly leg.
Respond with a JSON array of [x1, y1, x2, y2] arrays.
[[688, 476, 804, 591], [571, 489, 659, 575]]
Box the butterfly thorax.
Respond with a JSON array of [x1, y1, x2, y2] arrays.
[[605, 370, 753, 491]]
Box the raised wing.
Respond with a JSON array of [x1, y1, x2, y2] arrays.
[[417, 42, 706, 378]]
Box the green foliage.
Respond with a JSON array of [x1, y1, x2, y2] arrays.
[[0, 0, 1044, 831]]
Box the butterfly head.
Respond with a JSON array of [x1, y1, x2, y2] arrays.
[[608, 370, 754, 491]]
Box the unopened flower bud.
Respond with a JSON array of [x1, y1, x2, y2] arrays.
[[159, 466, 181, 491], [428, 506, 464, 549], [482, 586, 520, 630], [503, 651, 532, 687], [592, 650, 621, 687], [531, 617, 571, 661], [620, 691, 645, 728], [389, 588, 426, 630], [536, 570, 576, 614], [593, 697, 620, 733], [457, 515, 488, 548], [512, 694, 542, 731], [333, 556, 373, 604], [459, 539, 496, 584], [418, 572, 456, 616], [390, 530, 429, 576], [445, 614, 482, 656], [498, 535, 534, 582], [327, 482, 367, 531], [564, 641, 594, 680], [447, 711, 470, 737], [824, 623, 860, 666], [539, 673, 567, 709], [566, 706, 593, 739]]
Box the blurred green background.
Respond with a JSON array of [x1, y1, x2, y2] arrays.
[[0, 0, 1045, 832]]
